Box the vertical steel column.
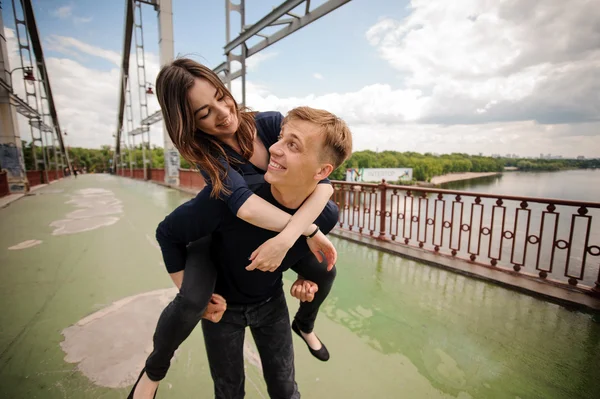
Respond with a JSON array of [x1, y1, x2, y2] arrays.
[[36, 69, 57, 179], [133, 1, 150, 179], [125, 76, 135, 175], [53, 134, 61, 175], [225, 0, 246, 106], [225, 1, 231, 92], [157, 0, 179, 185], [240, 0, 246, 107]]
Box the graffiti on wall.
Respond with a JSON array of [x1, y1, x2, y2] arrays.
[[166, 148, 180, 185], [0, 143, 24, 178]]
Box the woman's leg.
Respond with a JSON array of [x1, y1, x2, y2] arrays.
[[289, 253, 336, 334], [144, 235, 217, 381]]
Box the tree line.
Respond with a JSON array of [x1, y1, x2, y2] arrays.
[[330, 151, 506, 181], [21, 142, 194, 173], [329, 151, 600, 182], [19, 142, 599, 182]]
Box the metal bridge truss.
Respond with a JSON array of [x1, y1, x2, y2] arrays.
[[114, 0, 351, 177], [8, 0, 72, 178]]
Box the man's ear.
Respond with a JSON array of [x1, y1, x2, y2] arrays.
[[315, 163, 334, 180]]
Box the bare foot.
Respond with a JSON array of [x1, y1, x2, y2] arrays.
[[133, 373, 159, 399], [299, 330, 322, 351]]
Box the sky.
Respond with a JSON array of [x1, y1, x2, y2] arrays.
[[3, 0, 600, 158]]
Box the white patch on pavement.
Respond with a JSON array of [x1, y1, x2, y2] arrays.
[[51, 188, 123, 235], [60, 287, 265, 388], [8, 239, 43, 250], [60, 288, 177, 388]]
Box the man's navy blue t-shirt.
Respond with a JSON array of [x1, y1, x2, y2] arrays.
[[156, 182, 338, 304]]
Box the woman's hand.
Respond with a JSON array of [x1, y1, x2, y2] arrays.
[[306, 230, 337, 271], [246, 235, 294, 272]]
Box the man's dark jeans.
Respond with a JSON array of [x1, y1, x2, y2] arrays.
[[145, 236, 336, 382], [202, 288, 300, 399]]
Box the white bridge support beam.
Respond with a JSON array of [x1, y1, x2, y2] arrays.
[[157, 0, 179, 186]]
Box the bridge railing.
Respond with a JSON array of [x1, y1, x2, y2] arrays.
[[0, 170, 65, 196], [0, 171, 8, 197], [179, 169, 206, 190], [118, 168, 206, 191], [26, 170, 45, 187], [332, 180, 600, 294]]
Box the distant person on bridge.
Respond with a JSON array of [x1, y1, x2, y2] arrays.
[[129, 58, 350, 399]]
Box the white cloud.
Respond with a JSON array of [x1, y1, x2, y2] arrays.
[[313, 73, 324, 80], [365, 0, 600, 126], [74, 16, 93, 24], [46, 35, 121, 66], [245, 52, 278, 72], [51, 4, 92, 25], [238, 83, 425, 124], [52, 6, 72, 19], [233, 80, 600, 158]]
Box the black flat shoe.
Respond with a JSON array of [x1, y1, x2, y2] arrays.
[[127, 368, 158, 399], [292, 320, 330, 362]]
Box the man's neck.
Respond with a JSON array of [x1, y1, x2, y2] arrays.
[[270, 183, 317, 210]]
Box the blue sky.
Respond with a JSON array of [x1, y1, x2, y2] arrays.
[[3, 0, 599, 157], [22, 0, 409, 96]]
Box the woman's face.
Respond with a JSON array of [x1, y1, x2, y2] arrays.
[[187, 77, 239, 140]]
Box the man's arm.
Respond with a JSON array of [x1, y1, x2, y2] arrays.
[[156, 187, 224, 275]]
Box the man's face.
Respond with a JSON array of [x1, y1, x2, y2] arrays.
[[264, 119, 331, 187]]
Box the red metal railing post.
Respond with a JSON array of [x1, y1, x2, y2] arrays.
[[594, 266, 600, 296], [378, 179, 388, 241]]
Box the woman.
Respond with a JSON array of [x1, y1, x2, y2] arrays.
[[129, 58, 339, 399]]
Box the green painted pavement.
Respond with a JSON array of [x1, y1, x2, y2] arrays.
[[0, 175, 598, 399]]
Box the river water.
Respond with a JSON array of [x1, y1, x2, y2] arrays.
[[440, 169, 600, 202]]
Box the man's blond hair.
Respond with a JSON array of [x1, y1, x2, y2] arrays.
[[282, 106, 353, 168]]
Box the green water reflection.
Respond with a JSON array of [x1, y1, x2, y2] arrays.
[[325, 238, 600, 399]]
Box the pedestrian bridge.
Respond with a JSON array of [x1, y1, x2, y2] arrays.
[[1, 174, 599, 398]]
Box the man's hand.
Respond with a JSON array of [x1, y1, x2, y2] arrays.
[[306, 230, 337, 271], [246, 235, 294, 272], [202, 294, 227, 323], [290, 278, 318, 303]]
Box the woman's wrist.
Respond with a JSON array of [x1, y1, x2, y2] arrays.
[[306, 225, 320, 239], [302, 223, 318, 237]]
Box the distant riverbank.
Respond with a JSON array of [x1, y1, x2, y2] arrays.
[[429, 172, 501, 185]]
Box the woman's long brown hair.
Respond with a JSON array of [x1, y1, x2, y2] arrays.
[[155, 58, 256, 198]]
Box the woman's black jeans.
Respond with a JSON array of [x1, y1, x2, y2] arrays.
[[145, 236, 336, 381]]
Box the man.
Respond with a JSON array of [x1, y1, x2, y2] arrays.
[[157, 106, 352, 398]]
